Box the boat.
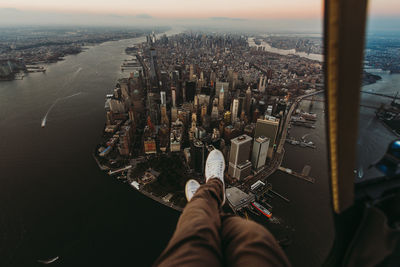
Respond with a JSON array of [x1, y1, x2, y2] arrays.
[[300, 112, 317, 121], [41, 118, 46, 128], [251, 202, 272, 218], [286, 139, 300, 145]]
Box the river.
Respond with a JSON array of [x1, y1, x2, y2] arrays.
[[0, 28, 181, 267]]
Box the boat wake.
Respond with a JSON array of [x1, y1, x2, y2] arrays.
[[41, 92, 82, 128], [75, 67, 82, 75], [37, 256, 59, 264]]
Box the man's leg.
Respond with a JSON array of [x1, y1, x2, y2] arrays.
[[221, 215, 291, 267], [153, 179, 224, 267]]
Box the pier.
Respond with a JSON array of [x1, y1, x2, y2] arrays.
[[278, 166, 316, 183], [108, 165, 132, 175]]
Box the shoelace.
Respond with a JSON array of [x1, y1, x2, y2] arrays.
[[208, 161, 224, 176]]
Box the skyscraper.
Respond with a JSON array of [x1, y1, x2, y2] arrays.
[[228, 135, 252, 179], [245, 86, 252, 116], [251, 136, 270, 171], [149, 47, 158, 83], [201, 105, 207, 121], [185, 81, 196, 102], [158, 125, 169, 152], [171, 106, 178, 122], [118, 124, 132, 156], [192, 140, 205, 174], [218, 85, 225, 112], [258, 75, 266, 93], [211, 99, 219, 120], [216, 82, 229, 101], [254, 118, 279, 158], [189, 113, 197, 141], [170, 120, 183, 152], [171, 87, 177, 107], [160, 91, 166, 105], [160, 104, 169, 126], [231, 98, 239, 123], [189, 64, 195, 80]]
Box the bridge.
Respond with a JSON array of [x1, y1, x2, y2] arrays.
[[360, 91, 398, 99], [277, 90, 324, 154], [302, 90, 398, 100], [302, 92, 388, 109]]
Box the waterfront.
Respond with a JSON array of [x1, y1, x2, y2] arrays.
[[269, 70, 400, 266], [248, 36, 323, 62]]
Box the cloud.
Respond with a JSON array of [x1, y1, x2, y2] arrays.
[[209, 17, 247, 21], [107, 14, 124, 18], [0, 8, 20, 12], [136, 13, 152, 19]]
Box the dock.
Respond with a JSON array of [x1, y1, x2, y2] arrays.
[[108, 165, 132, 175], [278, 166, 316, 183], [270, 189, 290, 203]]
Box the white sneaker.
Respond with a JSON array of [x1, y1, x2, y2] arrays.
[[185, 179, 200, 202], [205, 149, 226, 206]]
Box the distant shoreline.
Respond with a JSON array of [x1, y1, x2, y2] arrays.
[[0, 33, 149, 82]]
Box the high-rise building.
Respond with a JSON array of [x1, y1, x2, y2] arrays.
[[191, 139, 205, 174], [198, 94, 210, 106], [158, 125, 169, 152], [228, 135, 252, 179], [108, 99, 126, 114], [231, 99, 239, 123], [211, 99, 219, 120], [160, 104, 169, 126], [118, 124, 132, 156], [149, 48, 158, 82], [144, 137, 157, 154], [238, 94, 245, 115], [218, 85, 225, 112], [189, 113, 197, 141], [189, 64, 195, 80], [201, 105, 207, 122], [251, 136, 270, 171], [258, 75, 267, 93], [251, 107, 260, 122], [235, 161, 252, 180], [171, 106, 178, 122], [224, 111, 231, 124], [147, 92, 159, 125], [216, 82, 229, 96], [185, 81, 196, 102], [106, 111, 114, 125], [170, 120, 183, 152], [132, 88, 144, 114], [245, 87, 252, 116], [160, 91, 166, 105], [171, 87, 177, 107], [254, 118, 279, 158], [120, 79, 130, 100]]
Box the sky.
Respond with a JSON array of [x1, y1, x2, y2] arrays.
[[0, 0, 399, 32]]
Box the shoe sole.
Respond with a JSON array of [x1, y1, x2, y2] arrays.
[[185, 179, 200, 202]]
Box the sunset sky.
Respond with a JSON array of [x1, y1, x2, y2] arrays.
[[1, 0, 399, 18], [0, 0, 398, 31]]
